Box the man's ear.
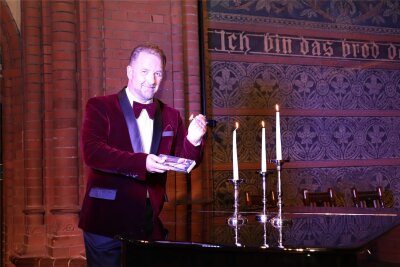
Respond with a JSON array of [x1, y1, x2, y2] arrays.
[[127, 65, 132, 79]]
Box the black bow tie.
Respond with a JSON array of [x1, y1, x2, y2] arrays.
[[133, 101, 156, 119]]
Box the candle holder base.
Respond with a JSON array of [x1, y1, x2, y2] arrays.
[[255, 170, 270, 224], [255, 214, 268, 223], [268, 160, 292, 229], [270, 216, 293, 228], [227, 214, 248, 227], [226, 178, 247, 227]]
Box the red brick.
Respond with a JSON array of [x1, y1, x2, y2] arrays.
[[2, 1, 207, 265], [127, 12, 151, 23], [111, 10, 128, 20], [52, 21, 76, 33]]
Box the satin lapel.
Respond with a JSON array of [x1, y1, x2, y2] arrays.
[[117, 89, 143, 152], [150, 99, 162, 154]]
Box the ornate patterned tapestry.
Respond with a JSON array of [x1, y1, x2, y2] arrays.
[[205, 0, 400, 209]]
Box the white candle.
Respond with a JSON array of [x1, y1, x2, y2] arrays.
[[276, 104, 282, 160], [233, 122, 239, 180], [261, 121, 267, 172]]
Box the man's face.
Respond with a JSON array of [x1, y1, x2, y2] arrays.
[[127, 51, 164, 102]]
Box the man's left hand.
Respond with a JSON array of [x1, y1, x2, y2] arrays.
[[187, 114, 207, 146]]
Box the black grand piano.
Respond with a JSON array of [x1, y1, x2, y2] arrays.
[[120, 204, 400, 267]]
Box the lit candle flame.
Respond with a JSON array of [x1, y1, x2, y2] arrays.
[[275, 104, 279, 112], [235, 122, 239, 129], [261, 121, 265, 128], [189, 114, 194, 120]]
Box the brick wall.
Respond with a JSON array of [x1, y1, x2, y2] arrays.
[[1, 0, 25, 266], [1, 0, 205, 266]]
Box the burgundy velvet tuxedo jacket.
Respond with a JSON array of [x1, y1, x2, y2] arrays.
[[79, 88, 203, 238]]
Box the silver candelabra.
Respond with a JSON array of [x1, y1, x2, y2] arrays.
[[227, 178, 247, 227], [269, 159, 292, 230], [255, 171, 269, 223]]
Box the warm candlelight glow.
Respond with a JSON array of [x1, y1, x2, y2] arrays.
[[275, 104, 279, 112], [233, 122, 239, 180], [261, 121, 267, 172]]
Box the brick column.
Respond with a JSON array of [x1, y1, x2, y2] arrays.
[[21, 0, 46, 255], [1, 0, 25, 264], [45, 0, 82, 258], [171, 1, 185, 113], [87, 0, 105, 98], [79, 0, 105, 105], [170, 0, 189, 211], [77, 0, 105, 205], [183, 0, 202, 115], [181, 0, 207, 204]]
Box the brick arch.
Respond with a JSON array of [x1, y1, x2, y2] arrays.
[[0, 0, 24, 266]]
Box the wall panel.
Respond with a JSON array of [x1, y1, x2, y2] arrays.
[[205, 0, 400, 209]]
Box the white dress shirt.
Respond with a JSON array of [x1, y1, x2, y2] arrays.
[[125, 87, 154, 153]]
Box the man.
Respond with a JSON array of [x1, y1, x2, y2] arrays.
[[79, 43, 207, 267]]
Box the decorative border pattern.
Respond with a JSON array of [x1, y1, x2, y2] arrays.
[[209, 12, 400, 35], [211, 115, 400, 163], [208, 0, 400, 34], [206, 1, 400, 209], [211, 61, 400, 110]]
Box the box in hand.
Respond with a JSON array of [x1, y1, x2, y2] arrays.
[[159, 154, 196, 173]]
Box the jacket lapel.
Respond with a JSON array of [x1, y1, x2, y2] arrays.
[[150, 99, 162, 154], [117, 88, 143, 152]]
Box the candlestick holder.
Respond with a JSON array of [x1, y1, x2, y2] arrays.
[[227, 179, 247, 227], [269, 159, 292, 229], [276, 219, 284, 248], [255, 171, 269, 223], [229, 220, 243, 247], [261, 221, 269, 248]]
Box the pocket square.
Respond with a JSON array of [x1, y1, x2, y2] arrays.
[[162, 131, 174, 137], [89, 187, 117, 200]]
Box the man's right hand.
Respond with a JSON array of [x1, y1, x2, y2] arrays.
[[146, 154, 169, 173]]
